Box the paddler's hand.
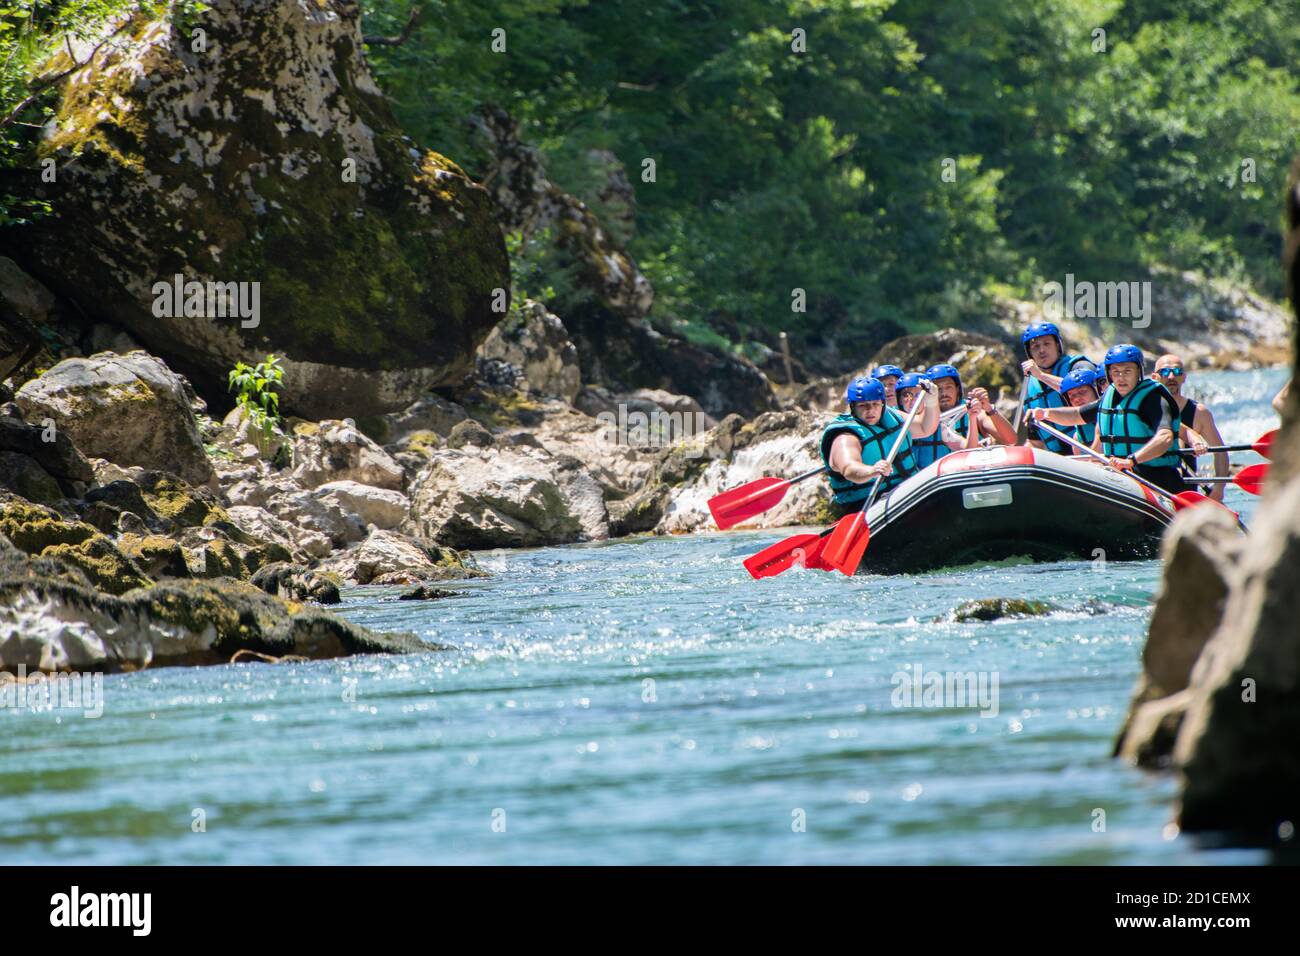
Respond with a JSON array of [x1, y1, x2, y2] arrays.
[[1021, 360, 1042, 379], [1109, 456, 1134, 471], [868, 460, 894, 478], [968, 387, 994, 413], [1191, 436, 1209, 456], [919, 379, 937, 395], [1027, 407, 1050, 423]]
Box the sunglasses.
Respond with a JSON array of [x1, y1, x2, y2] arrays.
[[1156, 367, 1185, 377]]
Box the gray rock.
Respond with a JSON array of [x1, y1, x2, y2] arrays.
[[0, 564, 429, 673], [317, 528, 483, 586], [266, 490, 367, 548], [312, 480, 409, 530], [404, 446, 596, 549], [289, 420, 405, 491], [477, 300, 581, 402], [0, 407, 94, 484], [1114, 507, 1243, 766], [15, 352, 215, 488]]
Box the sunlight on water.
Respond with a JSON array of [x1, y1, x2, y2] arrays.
[[0, 369, 1283, 864]]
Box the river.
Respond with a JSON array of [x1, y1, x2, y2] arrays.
[[0, 368, 1284, 864]]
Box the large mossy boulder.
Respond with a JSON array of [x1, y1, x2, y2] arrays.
[[8, 0, 508, 419]]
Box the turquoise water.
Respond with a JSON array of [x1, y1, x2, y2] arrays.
[[0, 369, 1284, 864]]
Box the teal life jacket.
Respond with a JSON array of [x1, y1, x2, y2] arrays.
[[910, 411, 967, 469], [1069, 420, 1097, 446], [818, 409, 918, 504], [1097, 379, 1181, 468], [1025, 354, 1093, 454]]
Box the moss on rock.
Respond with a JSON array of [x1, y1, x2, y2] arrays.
[[116, 533, 190, 579], [40, 534, 152, 595], [139, 475, 224, 528], [949, 598, 1056, 622], [202, 539, 248, 580], [0, 499, 97, 553]]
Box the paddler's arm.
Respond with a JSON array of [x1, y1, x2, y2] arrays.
[[829, 433, 893, 482], [1179, 424, 1209, 457], [1027, 404, 1087, 427], [963, 409, 982, 448], [1022, 362, 1066, 393], [907, 380, 941, 438], [968, 387, 1017, 445], [1191, 405, 1229, 502], [1118, 428, 1173, 471], [1273, 381, 1290, 414]]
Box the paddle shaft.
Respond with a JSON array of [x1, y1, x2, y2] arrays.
[[729, 465, 825, 509], [1180, 444, 1261, 455], [1035, 420, 1185, 506], [1011, 376, 1030, 434]]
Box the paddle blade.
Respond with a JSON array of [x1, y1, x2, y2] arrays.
[[743, 533, 821, 579], [799, 534, 833, 572], [1253, 430, 1278, 459], [709, 477, 791, 529], [1170, 491, 1241, 523], [1234, 463, 1268, 495], [821, 512, 872, 577]]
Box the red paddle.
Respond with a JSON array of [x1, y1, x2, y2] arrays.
[[1191, 463, 1269, 495], [709, 467, 826, 530], [742, 531, 830, 579], [1179, 429, 1278, 459]]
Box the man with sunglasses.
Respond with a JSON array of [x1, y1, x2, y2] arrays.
[[1152, 354, 1228, 502]]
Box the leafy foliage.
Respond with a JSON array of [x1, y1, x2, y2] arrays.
[[227, 355, 284, 440], [364, 0, 1300, 364]]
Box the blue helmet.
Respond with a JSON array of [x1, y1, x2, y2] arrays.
[[896, 371, 925, 391], [1058, 368, 1098, 397], [872, 364, 905, 381], [1102, 343, 1145, 381], [1022, 321, 1064, 358], [924, 363, 963, 399], [845, 376, 886, 405]]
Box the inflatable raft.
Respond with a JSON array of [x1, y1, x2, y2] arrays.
[[855, 444, 1174, 574]]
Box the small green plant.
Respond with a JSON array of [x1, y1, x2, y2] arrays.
[[227, 354, 283, 440]]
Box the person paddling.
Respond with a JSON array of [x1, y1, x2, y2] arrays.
[[1152, 354, 1229, 502], [820, 375, 939, 517], [871, 364, 905, 408], [1029, 344, 1185, 495], [1020, 321, 1098, 454]]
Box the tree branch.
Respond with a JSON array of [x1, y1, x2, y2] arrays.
[[363, 6, 422, 47], [0, 21, 132, 132]]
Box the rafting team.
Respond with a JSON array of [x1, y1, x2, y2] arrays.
[[821, 322, 1233, 516]]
